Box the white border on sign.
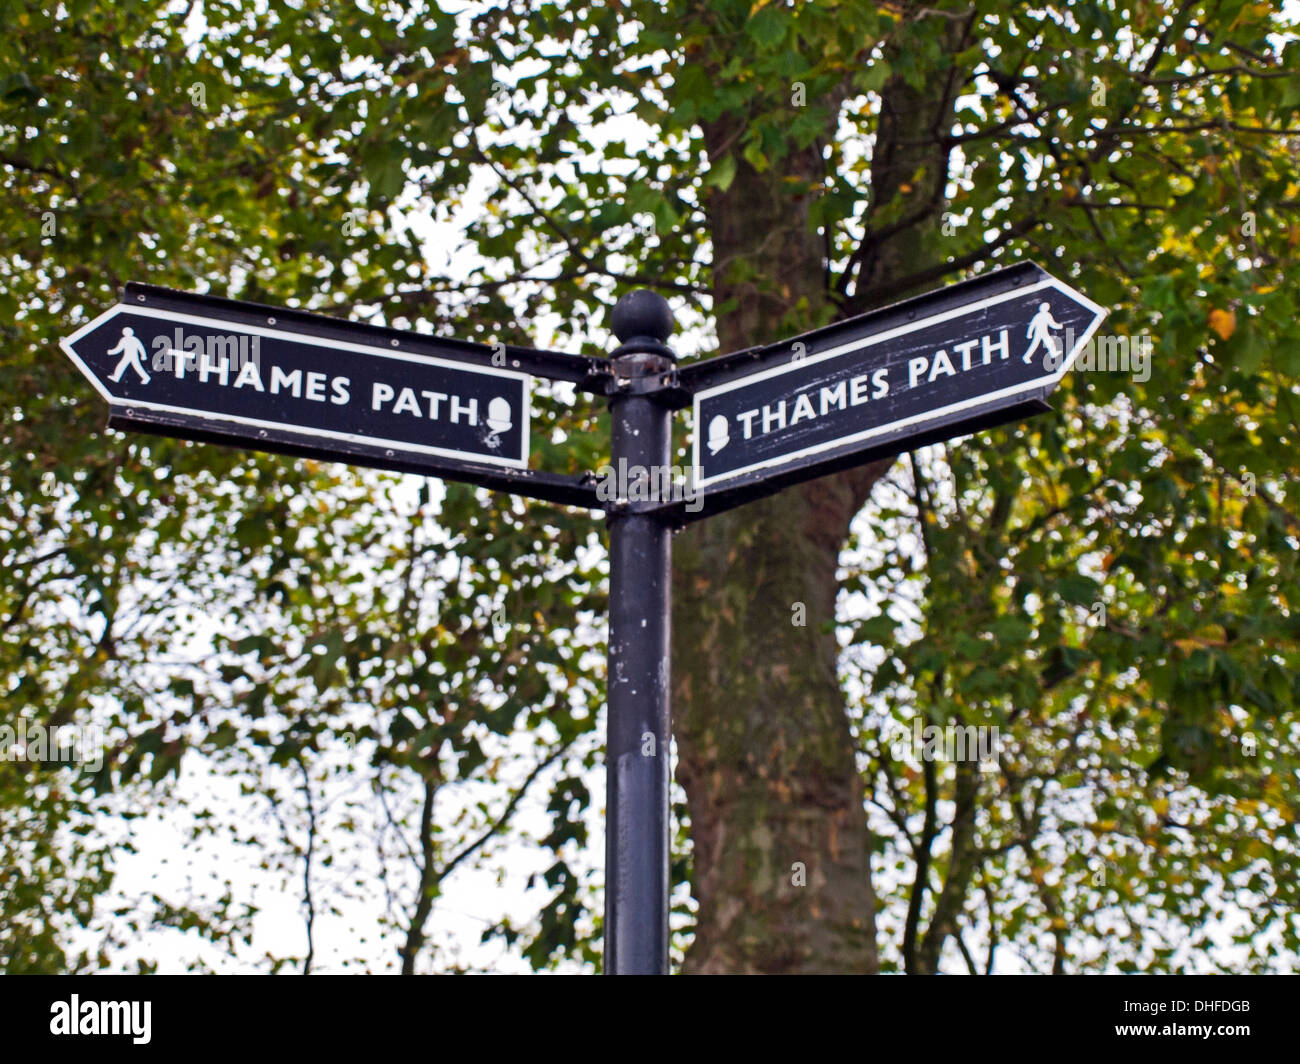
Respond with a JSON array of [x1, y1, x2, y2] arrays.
[[61, 303, 533, 471], [691, 276, 1106, 489]]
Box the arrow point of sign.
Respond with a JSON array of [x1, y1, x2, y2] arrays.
[[1041, 277, 1109, 387]]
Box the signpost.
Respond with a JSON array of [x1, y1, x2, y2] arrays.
[[679, 260, 1107, 519], [61, 283, 604, 508], [60, 261, 1105, 976]]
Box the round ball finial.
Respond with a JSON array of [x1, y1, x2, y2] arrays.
[[610, 290, 674, 345]]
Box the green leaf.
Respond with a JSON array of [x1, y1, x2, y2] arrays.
[[746, 8, 787, 50], [1056, 574, 1102, 606], [856, 61, 891, 94], [855, 614, 897, 644], [706, 153, 737, 192]]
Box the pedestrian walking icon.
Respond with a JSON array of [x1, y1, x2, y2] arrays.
[[106, 327, 151, 385], [1023, 302, 1063, 367]]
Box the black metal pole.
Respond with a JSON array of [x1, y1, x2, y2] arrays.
[[604, 291, 675, 975]]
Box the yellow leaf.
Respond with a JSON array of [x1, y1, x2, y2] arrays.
[[1194, 624, 1227, 644], [1209, 307, 1236, 340], [1263, 776, 1294, 822]]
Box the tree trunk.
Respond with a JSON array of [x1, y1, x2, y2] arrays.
[[673, 112, 886, 974], [674, 18, 968, 972]]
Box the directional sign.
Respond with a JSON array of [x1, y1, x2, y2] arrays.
[[61, 284, 604, 508], [681, 261, 1106, 513]]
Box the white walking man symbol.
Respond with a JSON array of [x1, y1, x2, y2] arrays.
[[106, 327, 151, 385], [1023, 301, 1064, 368]]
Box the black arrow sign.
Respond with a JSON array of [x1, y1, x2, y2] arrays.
[[61, 284, 604, 508], [680, 262, 1107, 518]]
